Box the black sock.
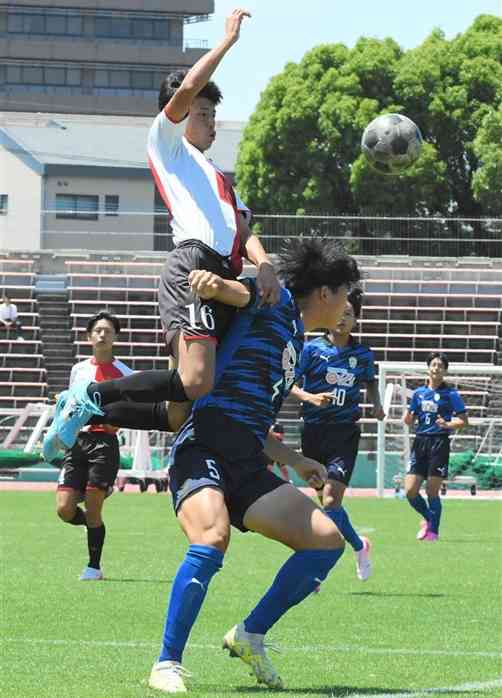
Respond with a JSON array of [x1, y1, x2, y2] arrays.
[[87, 401, 171, 431], [68, 507, 86, 526], [87, 524, 106, 570], [87, 370, 188, 405]]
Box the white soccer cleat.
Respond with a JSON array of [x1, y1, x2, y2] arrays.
[[79, 566, 104, 581], [356, 536, 372, 581], [222, 623, 283, 689], [148, 661, 190, 693]]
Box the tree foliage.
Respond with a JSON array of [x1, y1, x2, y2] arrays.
[[235, 15, 502, 216]]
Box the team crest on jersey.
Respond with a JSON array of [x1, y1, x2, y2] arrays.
[[282, 341, 298, 390], [325, 367, 356, 387], [434, 393, 440, 401], [421, 400, 438, 413], [349, 356, 358, 368]]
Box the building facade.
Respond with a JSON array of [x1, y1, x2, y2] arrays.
[[0, 0, 213, 116]]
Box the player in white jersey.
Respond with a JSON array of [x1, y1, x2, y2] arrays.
[[55, 311, 133, 581], [43, 9, 280, 460]]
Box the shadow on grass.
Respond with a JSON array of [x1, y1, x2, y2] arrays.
[[345, 591, 446, 598], [104, 577, 171, 584], [230, 686, 414, 696]]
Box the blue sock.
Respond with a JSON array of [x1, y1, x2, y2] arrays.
[[427, 496, 442, 534], [244, 547, 344, 635], [325, 507, 363, 552], [159, 544, 223, 663], [408, 494, 430, 521]]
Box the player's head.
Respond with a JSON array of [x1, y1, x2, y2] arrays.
[[426, 351, 449, 382], [86, 310, 120, 354], [1, 292, 10, 304], [278, 238, 360, 331], [329, 287, 362, 338], [158, 71, 223, 152]]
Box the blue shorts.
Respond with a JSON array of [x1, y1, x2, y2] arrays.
[[301, 422, 360, 486], [169, 408, 286, 532], [408, 434, 450, 479]]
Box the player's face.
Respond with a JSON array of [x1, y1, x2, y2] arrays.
[[317, 284, 349, 329], [185, 97, 217, 152], [332, 301, 356, 337], [428, 357, 447, 382], [88, 319, 116, 352]]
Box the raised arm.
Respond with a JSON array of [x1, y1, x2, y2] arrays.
[[290, 384, 333, 408], [366, 381, 385, 420], [436, 413, 469, 431], [263, 431, 326, 490], [165, 9, 250, 122], [188, 270, 251, 308], [239, 215, 281, 306]]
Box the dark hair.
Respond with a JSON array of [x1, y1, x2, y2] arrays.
[[86, 310, 120, 335], [427, 351, 449, 369], [347, 287, 363, 318], [158, 70, 223, 112], [278, 238, 360, 298]]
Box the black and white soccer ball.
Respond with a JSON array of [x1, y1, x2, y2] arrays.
[[361, 113, 423, 175]]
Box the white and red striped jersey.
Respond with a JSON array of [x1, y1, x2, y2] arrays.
[[147, 109, 251, 275], [69, 357, 133, 434]]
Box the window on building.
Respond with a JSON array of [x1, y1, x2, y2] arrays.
[[6, 66, 21, 83], [56, 194, 99, 221], [0, 195, 8, 215], [25, 13, 45, 33], [95, 70, 109, 88], [109, 70, 130, 88], [131, 71, 153, 89], [95, 16, 111, 36], [112, 17, 130, 37], [45, 68, 66, 86], [105, 195, 119, 216], [46, 15, 66, 34], [67, 15, 82, 35], [7, 13, 24, 32], [23, 66, 43, 84], [66, 69, 81, 86]]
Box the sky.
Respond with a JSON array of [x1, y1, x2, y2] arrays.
[[185, 0, 501, 122]]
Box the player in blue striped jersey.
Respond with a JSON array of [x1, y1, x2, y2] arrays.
[[291, 288, 384, 582], [403, 352, 468, 542], [148, 239, 361, 693]]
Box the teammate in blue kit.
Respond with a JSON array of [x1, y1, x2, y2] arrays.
[[147, 239, 361, 693], [291, 288, 385, 582], [403, 352, 468, 542]]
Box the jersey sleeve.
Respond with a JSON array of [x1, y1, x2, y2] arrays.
[[68, 364, 78, 388], [364, 349, 376, 382], [234, 190, 252, 223], [408, 390, 419, 413], [450, 389, 466, 414], [147, 109, 188, 163], [297, 342, 313, 379]]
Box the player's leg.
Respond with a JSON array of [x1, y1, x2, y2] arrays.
[[149, 447, 229, 691], [405, 436, 432, 539], [55, 443, 87, 526], [56, 488, 85, 525], [79, 433, 120, 580], [424, 477, 443, 540], [423, 435, 449, 540], [223, 480, 345, 689]]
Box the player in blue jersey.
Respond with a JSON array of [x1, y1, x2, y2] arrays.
[[403, 352, 468, 542], [144, 239, 361, 693], [291, 288, 385, 582]]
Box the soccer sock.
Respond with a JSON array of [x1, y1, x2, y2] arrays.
[[87, 401, 171, 431], [159, 545, 223, 663], [325, 506, 363, 552], [244, 547, 344, 636], [408, 494, 431, 521], [68, 507, 86, 526], [427, 496, 442, 534], [87, 524, 106, 570], [87, 370, 188, 405]]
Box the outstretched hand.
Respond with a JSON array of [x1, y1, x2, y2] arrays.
[[256, 262, 281, 306], [294, 456, 327, 492], [225, 8, 251, 44]]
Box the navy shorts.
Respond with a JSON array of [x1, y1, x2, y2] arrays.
[[301, 422, 360, 486], [158, 240, 238, 355], [169, 408, 286, 532], [408, 434, 450, 479], [57, 431, 120, 492]]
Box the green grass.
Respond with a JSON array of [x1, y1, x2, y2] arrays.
[[1, 492, 501, 698]]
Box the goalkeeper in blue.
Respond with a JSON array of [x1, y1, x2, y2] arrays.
[[290, 288, 384, 582], [403, 352, 468, 542], [147, 239, 360, 693]]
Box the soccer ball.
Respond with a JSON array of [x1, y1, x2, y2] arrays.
[[361, 113, 423, 175]]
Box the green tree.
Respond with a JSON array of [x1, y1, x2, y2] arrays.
[[236, 15, 502, 217]]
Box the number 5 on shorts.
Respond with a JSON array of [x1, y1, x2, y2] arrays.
[[206, 459, 220, 481]]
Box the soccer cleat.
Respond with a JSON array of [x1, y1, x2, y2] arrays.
[[222, 623, 283, 689], [148, 661, 190, 693], [423, 531, 439, 542], [55, 379, 104, 449], [42, 391, 69, 463], [416, 520, 430, 541], [79, 566, 104, 581], [356, 536, 372, 582]]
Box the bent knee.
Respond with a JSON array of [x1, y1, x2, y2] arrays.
[[57, 504, 76, 522]]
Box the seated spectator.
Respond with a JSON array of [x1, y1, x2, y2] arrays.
[[0, 293, 24, 341]]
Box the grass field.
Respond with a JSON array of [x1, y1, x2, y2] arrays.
[[1, 491, 501, 698]]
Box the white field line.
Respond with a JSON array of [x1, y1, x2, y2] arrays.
[[346, 677, 502, 698], [2, 637, 501, 659]]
